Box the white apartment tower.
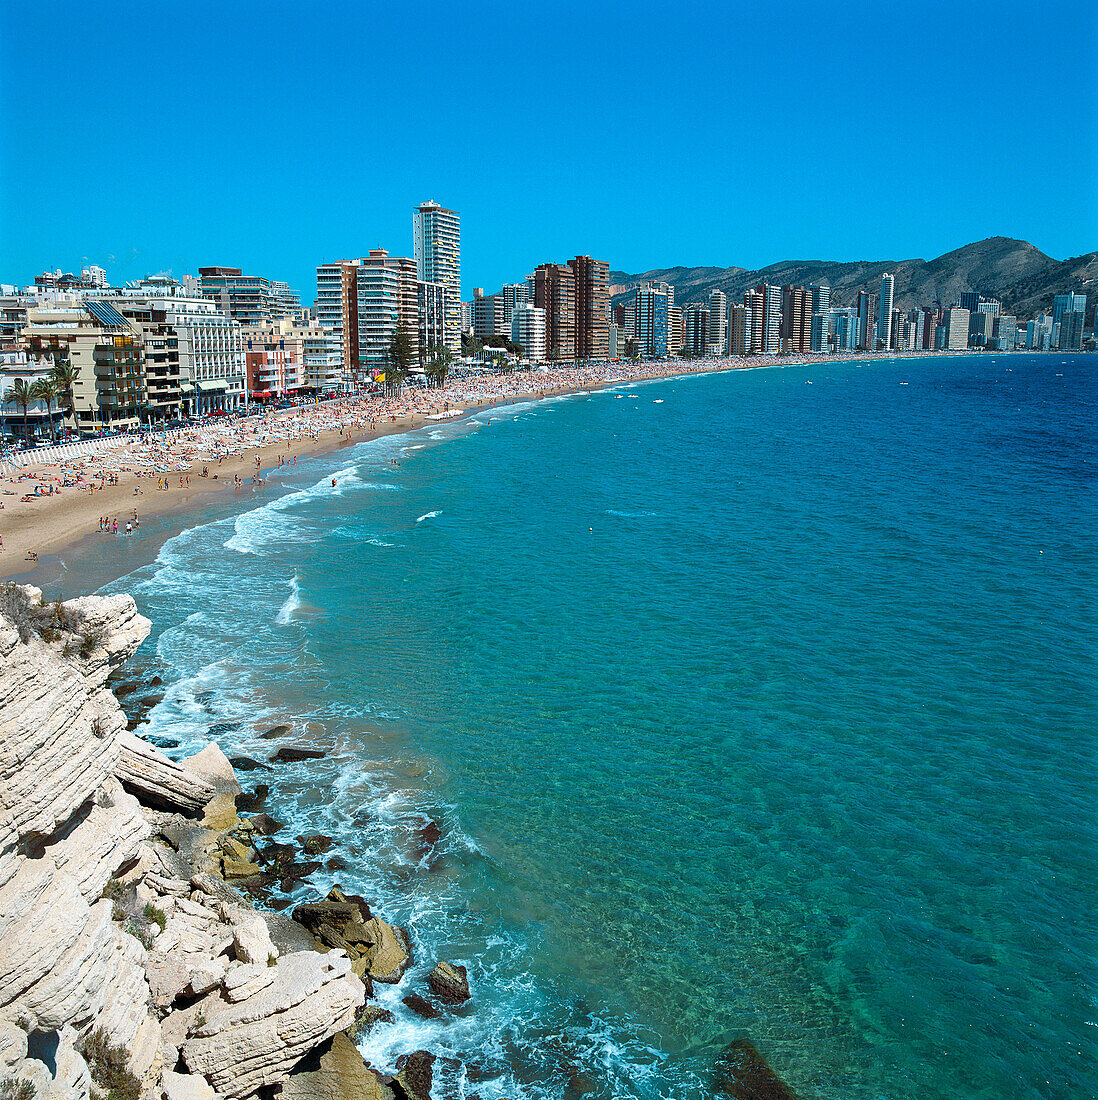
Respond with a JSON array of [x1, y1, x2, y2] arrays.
[[707, 289, 727, 355], [877, 273, 895, 349], [511, 303, 547, 362], [413, 201, 461, 355]]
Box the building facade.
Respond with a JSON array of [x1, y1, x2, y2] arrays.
[[413, 201, 461, 354], [533, 264, 576, 361]]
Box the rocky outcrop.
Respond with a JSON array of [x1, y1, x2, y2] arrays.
[[0, 585, 421, 1100], [714, 1039, 798, 1100], [427, 961, 470, 1006], [181, 952, 363, 1098]]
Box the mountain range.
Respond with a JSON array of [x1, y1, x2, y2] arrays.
[[609, 238, 1097, 323]]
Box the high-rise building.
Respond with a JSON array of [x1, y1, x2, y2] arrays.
[[357, 249, 419, 371], [418, 282, 446, 360], [633, 283, 672, 358], [1053, 292, 1086, 328], [780, 285, 810, 352], [877, 273, 895, 349], [729, 302, 748, 355], [968, 309, 994, 347], [568, 255, 610, 361], [708, 289, 727, 356], [810, 283, 831, 316], [960, 291, 980, 314], [533, 264, 576, 360], [758, 284, 781, 353], [832, 308, 858, 350], [810, 312, 829, 353], [1058, 309, 1085, 350], [946, 307, 970, 350], [413, 201, 461, 355], [82, 265, 108, 289], [993, 314, 1017, 351], [471, 288, 504, 338], [743, 289, 765, 354], [315, 264, 346, 331], [498, 283, 530, 330], [684, 305, 709, 356], [857, 291, 877, 350], [198, 267, 300, 325], [511, 303, 546, 362], [922, 308, 937, 350]]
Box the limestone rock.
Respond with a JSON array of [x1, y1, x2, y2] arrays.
[[115, 732, 215, 815], [181, 951, 365, 1098], [226, 907, 277, 965], [401, 994, 439, 1020], [427, 961, 470, 1005], [180, 744, 243, 797], [269, 746, 325, 764], [162, 1069, 221, 1100], [281, 1033, 395, 1100]]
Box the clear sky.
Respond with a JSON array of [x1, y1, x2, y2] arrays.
[[1, 1, 1095, 302]]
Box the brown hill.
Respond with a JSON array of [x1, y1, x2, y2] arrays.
[[611, 238, 1098, 323]]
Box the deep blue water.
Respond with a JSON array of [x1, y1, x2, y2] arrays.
[[85, 355, 1094, 1098]]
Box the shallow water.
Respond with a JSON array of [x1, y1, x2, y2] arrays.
[[74, 355, 1095, 1098]]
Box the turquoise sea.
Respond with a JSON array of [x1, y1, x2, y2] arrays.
[[59, 354, 1095, 1098]]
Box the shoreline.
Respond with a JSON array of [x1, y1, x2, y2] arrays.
[[1, 349, 960, 585]]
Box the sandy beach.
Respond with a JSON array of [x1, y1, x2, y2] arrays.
[[0, 350, 949, 578]]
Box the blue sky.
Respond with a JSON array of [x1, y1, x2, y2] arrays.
[[1, 1, 1095, 302]]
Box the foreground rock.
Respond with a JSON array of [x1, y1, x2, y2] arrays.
[[427, 961, 470, 1005], [282, 1033, 395, 1100], [294, 889, 412, 984], [714, 1039, 798, 1100], [181, 952, 364, 1098]]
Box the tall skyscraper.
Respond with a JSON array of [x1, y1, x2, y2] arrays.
[[533, 264, 576, 360], [568, 255, 610, 360], [708, 289, 728, 355], [946, 307, 970, 350], [759, 284, 782, 353], [877, 273, 895, 349], [809, 284, 831, 353], [413, 201, 461, 355], [743, 289, 765, 354], [633, 283, 672, 357], [857, 291, 877, 350], [1053, 292, 1086, 325], [729, 302, 748, 355], [684, 305, 709, 356], [780, 285, 810, 352]]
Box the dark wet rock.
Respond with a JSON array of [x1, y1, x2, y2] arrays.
[[293, 888, 410, 983], [270, 745, 326, 763], [352, 811, 373, 829], [149, 736, 180, 749], [393, 1051, 434, 1100], [125, 715, 149, 732], [261, 723, 294, 739], [139, 692, 166, 708], [427, 961, 470, 1005], [282, 1033, 395, 1100], [250, 812, 284, 835], [237, 783, 270, 812], [209, 720, 243, 737], [268, 896, 293, 911], [255, 840, 298, 866], [400, 994, 439, 1020], [714, 1039, 797, 1100], [300, 833, 333, 855], [416, 820, 441, 860], [112, 679, 141, 698], [229, 755, 270, 772], [351, 1006, 394, 1034], [150, 674, 163, 686], [326, 855, 347, 872], [279, 861, 322, 891]]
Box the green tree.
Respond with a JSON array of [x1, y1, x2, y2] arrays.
[[4, 378, 35, 444], [461, 332, 481, 357], [30, 378, 58, 443], [386, 324, 414, 393], [49, 358, 80, 435], [623, 338, 638, 360], [425, 341, 453, 389]]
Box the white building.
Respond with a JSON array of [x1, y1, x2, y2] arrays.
[[707, 289, 727, 355], [303, 326, 346, 393], [877, 273, 895, 349], [315, 264, 346, 331], [511, 303, 546, 362], [82, 265, 108, 288], [946, 307, 970, 350], [413, 201, 461, 355]]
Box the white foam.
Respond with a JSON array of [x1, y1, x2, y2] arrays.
[[275, 573, 302, 624], [415, 510, 442, 524]]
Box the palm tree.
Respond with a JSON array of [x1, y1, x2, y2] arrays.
[[4, 378, 34, 445], [30, 378, 58, 443], [50, 359, 80, 437], [425, 341, 453, 389]]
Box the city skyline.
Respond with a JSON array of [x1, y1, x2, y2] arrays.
[[1, 1, 1094, 298]]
